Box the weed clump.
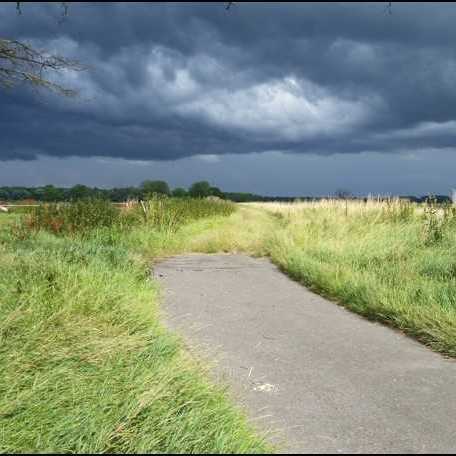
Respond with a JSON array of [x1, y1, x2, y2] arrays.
[[26, 198, 121, 235], [420, 196, 456, 246], [381, 198, 415, 223]]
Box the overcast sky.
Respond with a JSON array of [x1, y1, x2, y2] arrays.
[[1, 2, 455, 196]]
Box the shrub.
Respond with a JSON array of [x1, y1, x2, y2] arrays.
[[188, 181, 212, 198], [27, 199, 122, 235], [140, 180, 171, 197]]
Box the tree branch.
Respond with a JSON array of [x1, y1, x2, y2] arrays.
[[0, 38, 85, 96]]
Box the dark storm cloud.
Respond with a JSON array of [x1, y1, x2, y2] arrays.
[[1, 2, 456, 162]]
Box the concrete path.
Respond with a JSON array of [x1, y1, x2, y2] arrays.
[[154, 254, 456, 454]]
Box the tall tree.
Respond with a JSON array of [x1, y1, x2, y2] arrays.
[[189, 181, 212, 198], [172, 187, 188, 198], [209, 186, 225, 199], [69, 184, 91, 200], [42, 184, 65, 202], [141, 180, 170, 197]]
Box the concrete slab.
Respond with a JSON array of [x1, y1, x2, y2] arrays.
[[155, 254, 456, 454]]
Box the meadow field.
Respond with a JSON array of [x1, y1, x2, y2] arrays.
[[1, 196, 456, 453]]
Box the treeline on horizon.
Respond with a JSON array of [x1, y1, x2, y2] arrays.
[[0, 180, 278, 203], [0, 180, 452, 204]]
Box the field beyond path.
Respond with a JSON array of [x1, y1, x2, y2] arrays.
[[156, 254, 456, 454]]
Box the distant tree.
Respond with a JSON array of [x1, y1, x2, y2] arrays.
[[189, 181, 212, 198], [209, 186, 225, 199], [109, 186, 141, 202], [8, 187, 32, 200], [69, 184, 91, 200], [335, 188, 352, 199], [140, 180, 170, 197], [0, 188, 9, 202], [224, 192, 262, 202], [90, 187, 110, 200], [42, 184, 65, 201], [30, 187, 44, 201], [172, 187, 188, 198]]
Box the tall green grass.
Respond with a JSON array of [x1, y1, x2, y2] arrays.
[[0, 201, 268, 454], [137, 196, 235, 232]]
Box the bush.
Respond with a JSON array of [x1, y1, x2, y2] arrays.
[[26, 199, 122, 235], [140, 180, 170, 197], [188, 181, 212, 198]]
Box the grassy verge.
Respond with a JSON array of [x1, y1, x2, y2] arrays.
[[255, 200, 456, 357], [0, 200, 269, 454]]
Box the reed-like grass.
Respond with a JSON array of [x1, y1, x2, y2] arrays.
[[0, 202, 269, 454], [137, 196, 235, 232]]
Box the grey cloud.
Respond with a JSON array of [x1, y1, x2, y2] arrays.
[[1, 2, 456, 163]]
